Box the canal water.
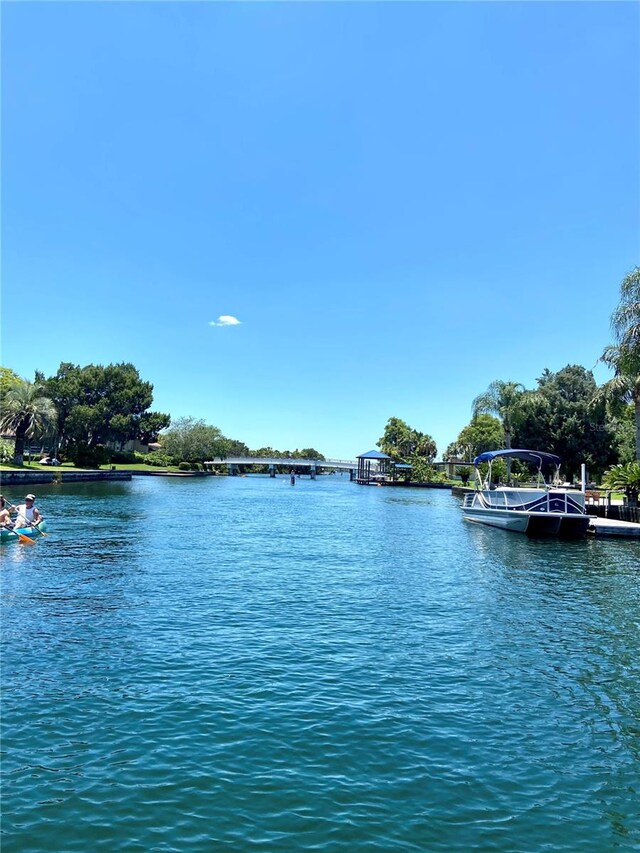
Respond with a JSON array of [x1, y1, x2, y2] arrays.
[[1, 475, 638, 852]]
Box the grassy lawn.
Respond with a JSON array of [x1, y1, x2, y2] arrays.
[[0, 462, 93, 472], [108, 463, 177, 472], [0, 462, 174, 473]]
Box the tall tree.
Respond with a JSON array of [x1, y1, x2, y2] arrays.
[[514, 365, 615, 479], [600, 346, 640, 461], [610, 404, 636, 464], [0, 379, 57, 465], [44, 362, 170, 452], [377, 417, 415, 460], [377, 417, 437, 483], [611, 266, 640, 355], [161, 417, 229, 463], [253, 447, 279, 458], [445, 414, 504, 462], [138, 411, 172, 445], [226, 439, 250, 456], [377, 417, 437, 463], [472, 381, 525, 450], [295, 448, 326, 460], [601, 267, 640, 460], [472, 381, 525, 477], [0, 367, 22, 397]]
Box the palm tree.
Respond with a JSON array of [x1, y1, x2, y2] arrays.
[[472, 380, 525, 478], [601, 460, 640, 507], [611, 266, 640, 355], [601, 345, 640, 461], [0, 380, 57, 466], [472, 381, 525, 450], [601, 267, 640, 461]]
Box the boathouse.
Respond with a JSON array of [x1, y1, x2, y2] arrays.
[[356, 451, 415, 485], [356, 450, 393, 484]]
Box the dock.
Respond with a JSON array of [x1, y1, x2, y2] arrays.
[[588, 516, 640, 539]]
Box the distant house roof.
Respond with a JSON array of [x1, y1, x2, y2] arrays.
[[393, 463, 412, 469], [357, 450, 392, 459], [148, 442, 162, 450]]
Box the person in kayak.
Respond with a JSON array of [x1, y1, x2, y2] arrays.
[[0, 495, 14, 528], [13, 494, 43, 529]]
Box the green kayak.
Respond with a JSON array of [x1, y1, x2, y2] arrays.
[[1, 520, 48, 543]]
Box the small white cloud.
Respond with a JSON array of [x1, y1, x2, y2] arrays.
[[209, 315, 242, 327]]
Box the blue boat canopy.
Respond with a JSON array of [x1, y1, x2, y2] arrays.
[[473, 449, 561, 467]]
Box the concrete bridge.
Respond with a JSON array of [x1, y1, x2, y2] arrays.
[[205, 456, 358, 479]]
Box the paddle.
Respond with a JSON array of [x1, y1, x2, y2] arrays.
[[6, 501, 46, 541], [30, 520, 48, 538], [1, 524, 36, 544], [16, 530, 37, 544]]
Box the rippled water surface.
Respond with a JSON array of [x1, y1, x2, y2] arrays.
[[2, 475, 639, 852]]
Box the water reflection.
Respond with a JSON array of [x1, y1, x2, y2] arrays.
[[2, 478, 639, 853]]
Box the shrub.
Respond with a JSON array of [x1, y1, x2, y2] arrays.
[[109, 450, 150, 464], [0, 438, 13, 463], [456, 466, 472, 485], [143, 452, 174, 468], [178, 461, 191, 471], [602, 461, 640, 505], [110, 450, 138, 464], [67, 443, 111, 468], [410, 461, 435, 482]]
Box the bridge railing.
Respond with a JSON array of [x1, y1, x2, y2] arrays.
[[205, 457, 357, 468]]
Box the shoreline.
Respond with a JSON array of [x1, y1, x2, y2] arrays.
[[0, 470, 133, 485]]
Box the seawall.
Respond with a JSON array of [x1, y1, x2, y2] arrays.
[[0, 470, 133, 486]]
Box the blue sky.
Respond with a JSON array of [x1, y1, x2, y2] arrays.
[[2, 1, 638, 460]]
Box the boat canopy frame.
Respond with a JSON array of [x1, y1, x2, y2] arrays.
[[472, 449, 562, 490]]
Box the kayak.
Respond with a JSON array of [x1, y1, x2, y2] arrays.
[[1, 520, 48, 543]]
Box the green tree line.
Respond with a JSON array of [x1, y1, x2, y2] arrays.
[[377, 266, 640, 485], [0, 362, 326, 469], [1, 266, 638, 483]]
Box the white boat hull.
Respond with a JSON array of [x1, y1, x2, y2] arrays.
[[464, 507, 536, 533], [462, 488, 589, 538]]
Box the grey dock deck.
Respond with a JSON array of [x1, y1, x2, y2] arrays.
[[588, 516, 640, 539]]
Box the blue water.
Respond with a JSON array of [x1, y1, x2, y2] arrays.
[[1, 475, 639, 852]]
